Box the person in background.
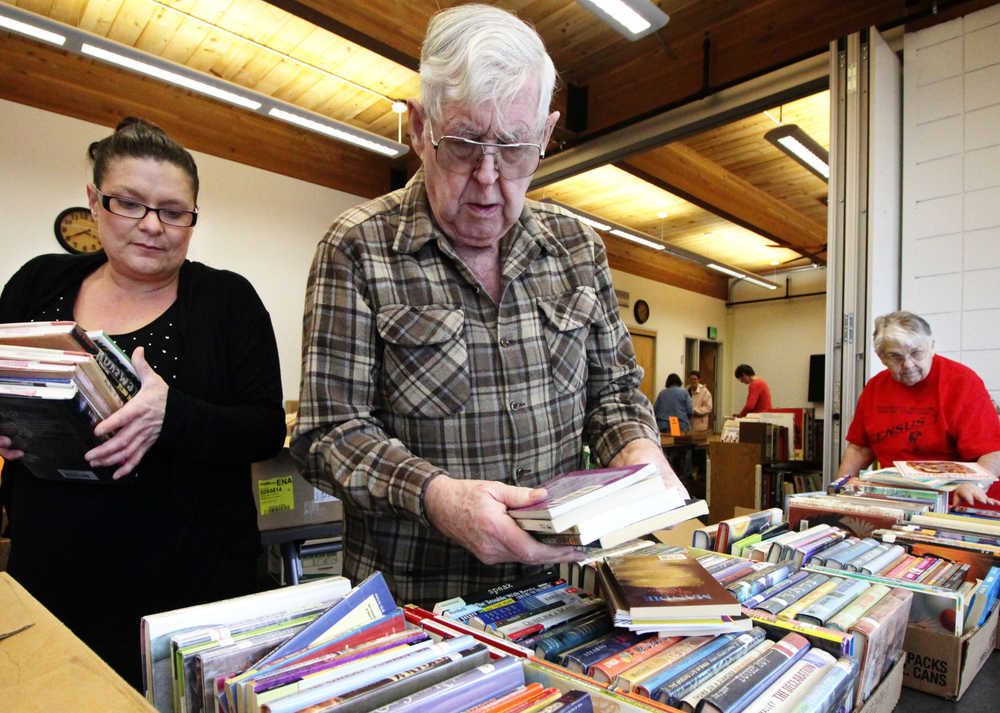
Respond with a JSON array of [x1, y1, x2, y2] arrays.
[[835, 311, 1000, 508], [735, 363, 772, 416], [687, 370, 714, 432], [0, 118, 286, 688], [292, 4, 687, 609], [654, 373, 693, 433]]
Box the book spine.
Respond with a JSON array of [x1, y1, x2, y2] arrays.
[[754, 574, 830, 615], [745, 607, 853, 658], [882, 554, 918, 579], [743, 571, 811, 610], [842, 542, 888, 572], [697, 633, 810, 713], [495, 599, 604, 640], [558, 630, 644, 674], [939, 563, 971, 590], [679, 640, 775, 712], [469, 584, 575, 628], [901, 557, 938, 582], [825, 584, 891, 632], [633, 633, 738, 699], [859, 544, 906, 575], [777, 579, 840, 621], [654, 628, 767, 707], [588, 635, 679, 685], [726, 564, 796, 604], [795, 579, 870, 627], [533, 611, 612, 662], [784, 657, 858, 713], [738, 647, 836, 713], [611, 635, 713, 692]]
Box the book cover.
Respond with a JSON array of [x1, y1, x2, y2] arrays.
[[633, 632, 740, 699], [604, 550, 741, 619], [794, 578, 870, 627], [737, 646, 836, 713], [776, 579, 840, 621], [677, 640, 775, 713], [715, 509, 783, 554], [824, 583, 890, 632], [743, 571, 811, 610], [754, 574, 830, 616], [847, 587, 912, 705], [696, 632, 810, 713], [894, 460, 995, 482], [508, 463, 659, 520], [558, 629, 645, 675], [531, 610, 613, 662], [611, 635, 714, 693]]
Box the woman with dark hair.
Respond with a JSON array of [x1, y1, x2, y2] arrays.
[[0, 117, 285, 688], [654, 373, 693, 433]]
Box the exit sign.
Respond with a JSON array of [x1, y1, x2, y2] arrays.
[[707, 326, 718, 339]]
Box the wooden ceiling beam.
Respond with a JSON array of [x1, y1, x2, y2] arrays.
[[603, 235, 730, 300], [619, 143, 827, 262], [0, 33, 392, 199]]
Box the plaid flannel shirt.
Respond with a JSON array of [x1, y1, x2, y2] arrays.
[[292, 170, 658, 606]]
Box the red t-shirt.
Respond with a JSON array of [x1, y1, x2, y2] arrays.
[[739, 378, 773, 417], [846, 355, 1000, 506]]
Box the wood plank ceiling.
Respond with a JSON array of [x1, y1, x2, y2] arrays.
[[0, 0, 987, 295]]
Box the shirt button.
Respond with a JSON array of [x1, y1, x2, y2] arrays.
[[515, 467, 530, 478], [510, 400, 526, 411], [499, 337, 511, 347]]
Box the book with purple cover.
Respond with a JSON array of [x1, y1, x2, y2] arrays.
[[508, 463, 659, 520]]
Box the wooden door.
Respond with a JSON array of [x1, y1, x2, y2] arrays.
[[699, 341, 718, 432], [630, 331, 656, 405]]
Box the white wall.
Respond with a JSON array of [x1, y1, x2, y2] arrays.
[[0, 100, 365, 400], [610, 269, 730, 413], [726, 268, 828, 418], [903, 4, 1000, 403]]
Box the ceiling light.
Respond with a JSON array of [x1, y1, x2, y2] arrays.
[[764, 124, 829, 181], [743, 276, 779, 290], [391, 101, 407, 114], [81, 44, 262, 110], [0, 4, 408, 158], [0, 13, 65, 45], [610, 229, 665, 251], [656, 211, 667, 219], [576, 0, 670, 40], [707, 263, 745, 279], [770, 259, 780, 265]]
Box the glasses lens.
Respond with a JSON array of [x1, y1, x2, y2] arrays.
[[437, 138, 540, 178], [158, 210, 196, 227], [105, 195, 195, 226], [107, 197, 147, 219]]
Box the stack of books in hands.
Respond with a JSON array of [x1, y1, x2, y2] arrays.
[[0, 320, 139, 481], [596, 545, 749, 637], [509, 463, 707, 549]]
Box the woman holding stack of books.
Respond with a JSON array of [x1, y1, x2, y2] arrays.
[[0, 118, 286, 689]]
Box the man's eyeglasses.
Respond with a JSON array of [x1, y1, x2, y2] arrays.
[[428, 127, 543, 179], [95, 189, 198, 227]]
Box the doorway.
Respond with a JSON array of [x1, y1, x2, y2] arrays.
[[629, 329, 657, 405], [685, 338, 720, 432]]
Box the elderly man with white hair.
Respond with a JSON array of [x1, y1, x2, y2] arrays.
[[292, 4, 685, 606], [836, 311, 1000, 506]]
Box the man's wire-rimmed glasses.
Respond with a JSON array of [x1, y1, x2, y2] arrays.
[[95, 188, 199, 227], [428, 126, 543, 179]]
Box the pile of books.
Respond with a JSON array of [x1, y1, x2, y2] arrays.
[[0, 320, 139, 481], [691, 508, 785, 555], [596, 546, 748, 637], [509, 463, 707, 549], [785, 492, 929, 539], [143, 572, 597, 713]]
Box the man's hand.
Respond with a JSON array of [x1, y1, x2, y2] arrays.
[[609, 438, 690, 501], [85, 347, 168, 479], [0, 434, 24, 461], [424, 475, 582, 566]]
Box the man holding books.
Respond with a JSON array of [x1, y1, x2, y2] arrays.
[[836, 311, 1000, 507], [293, 4, 687, 608]]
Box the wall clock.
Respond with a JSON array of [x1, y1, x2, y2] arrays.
[[633, 299, 650, 324], [54, 207, 103, 254]]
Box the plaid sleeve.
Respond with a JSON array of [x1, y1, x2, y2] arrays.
[[292, 228, 444, 526]]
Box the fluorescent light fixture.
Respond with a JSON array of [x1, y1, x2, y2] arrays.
[[268, 109, 401, 157], [0, 14, 66, 45], [610, 228, 665, 251], [576, 0, 669, 40], [764, 124, 829, 181], [707, 263, 745, 279], [0, 4, 409, 158], [81, 44, 262, 111], [743, 276, 779, 290]]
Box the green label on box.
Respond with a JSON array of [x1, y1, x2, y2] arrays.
[[258, 475, 295, 514]]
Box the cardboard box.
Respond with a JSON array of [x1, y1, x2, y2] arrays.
[[0, 573, 157, 713], [856, 655, 905, 713], [902, 601, 999, 700], [267, 539, 343, 585], [251, 449, 342, 531]]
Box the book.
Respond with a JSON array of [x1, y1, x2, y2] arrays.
[[435, 569, 561, 617], [611, 635, 714, 692], [738, 647, 836, 713], [855, 544, 905, 576], [847, 587, 912, 706], [820, 538, 877, 570], [140, 577, 352, 713], [402, 606, 533, 659], [587, 634, 679, 685], [823, 583, 890, 632], [715, 509, 784, 554], [692, 523, 720, 550], [806, 537, 858, 568], [534, 499, 708, 549], [754, 574, 830, 616], [633, 632, 741, 699], [786, 500, 902, 539], [744, 571, 812, 610], [696, 632, 811, 713], [794, 578, 870, 627], [507, 463, 660, 521], [894, 460, 996, 483], [603, 550, 741, 620], [743, 607, 854, 659], [909, 512, 1000, 537], [677, 640, 775, 713], [726, 563, 798, 604], [557, 630, 646, 675], [973, 566, 1000, 627], [783, 657, 858, 713], [653, 627, 768, 706], [531, 610, 613, 661], [776, 580, 840, 622]]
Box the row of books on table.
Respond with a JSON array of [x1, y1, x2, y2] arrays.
[[0, 320, 140, 482]]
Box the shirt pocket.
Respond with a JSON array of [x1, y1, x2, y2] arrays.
[[537, 286, 598, 394], [376, 304, 470, 418]]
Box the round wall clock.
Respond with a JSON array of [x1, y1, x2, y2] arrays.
[[54, 207, 102, 254], [633, 299, 650, 324]]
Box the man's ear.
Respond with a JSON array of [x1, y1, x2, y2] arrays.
[[408, 99, 428, 161], [541, 110, 560, 154]]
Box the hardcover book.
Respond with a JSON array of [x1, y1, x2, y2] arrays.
[[794, 578, 870, 627], [847, 587, 912, 706], [611, 635, 714, 693], [894, 460, 996, 483], [695, 632, 810, 713], [753, 574, 830, 616], [738, 646, 836, 713], [783, 656, 858, 713], [603, 550, 741, 619], [715, 509, 783, 554], [587, 634, 679, 685], [677, 640, 775, 713], [633, 632, 741, 699], [653, 627, 767, 707], [558, 629, 646, 675]]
